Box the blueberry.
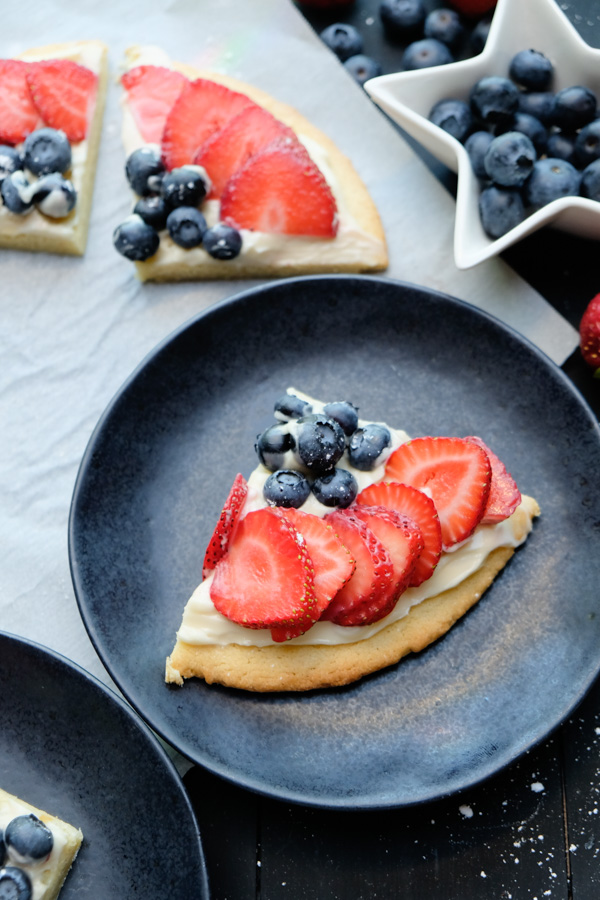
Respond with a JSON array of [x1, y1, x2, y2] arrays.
[[1, 171, 35, 214], [0, 830, 5, 864], [134, 195, 169, 231], [23, 127, 71, 176], [5, 815, 53, 864], [263, 469, 310, 509], [202, 222, 242, 259], [166, 206, 207, 248], [403, 39, 453, 70], [320, 23, 363, 61], [0, 866, 32, 900], [509, 49, 553, 91], [552, 86, 597, 131], [32, 173, 77, 218], [0, 145, 23, 181], [312, 468, 358, 508], [380, 0, 426, 39], [484, 132, 536, 187], [274, 394, 313, 421], [343, 55, 382, 86], [322, 401, 359, 436], [295, 414, 345, 474], [524, 157, 581, 209], [161, 165, 209, 208], [518, 91, 555, 125], [113, 214, 160, 261], [256, 423, 295, 471], [347, 423, 391, 471], [478, 185, 525, 238], [125, 146, 165, 196], [465, 130, 494, 179], [424, 9, 464, 48], [546, 131, 578, 165], [574, 120, 600, 168], [510, 112, 547, 155], [470, 76, 519, 128], [470, 16, 492, 55], [429, 98, 473, 142], [580, 159, 600, 201]]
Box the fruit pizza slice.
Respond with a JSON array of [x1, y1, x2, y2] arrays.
[[0, 40, 108, 256], [114, 45, 388, 281], [0, 786, 83, 900], [165, 388, 540, 692]]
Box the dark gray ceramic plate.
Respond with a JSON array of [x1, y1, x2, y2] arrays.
[[0, 632, 209, 898], [69, 275, 600, 809]]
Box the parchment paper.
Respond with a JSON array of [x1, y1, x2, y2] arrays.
[[0, 0, 579, 766]]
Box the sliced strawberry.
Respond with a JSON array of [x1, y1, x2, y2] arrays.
[[384, 437, 491, 548], [26, 59, 97, 143], [210, 507, 318, 630], [194, 105, 297, 199], [356, 482, 442, 585], [121, 65, 188, 145], [271, 508, 355, 641], [352, 504, 423, 599], [0, 60, 39, 144], [202, 473, 248, 580], [161, 78, 255, 170], [465, 437, 521, 524], [220, 138, 338, 237], [321, 510, 394, 626]]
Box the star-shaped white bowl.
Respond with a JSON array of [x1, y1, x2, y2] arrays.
[[365, 0, 600, 269]]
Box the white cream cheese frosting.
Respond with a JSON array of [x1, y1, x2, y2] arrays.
[[175, 389, 537, 649], [0, 789, 81, 900]]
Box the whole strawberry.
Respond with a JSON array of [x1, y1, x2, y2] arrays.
[[580, 293, 600, 376], [449, 0, 496, 17]]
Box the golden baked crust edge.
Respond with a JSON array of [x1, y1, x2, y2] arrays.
[[166, 544, 518, 693]]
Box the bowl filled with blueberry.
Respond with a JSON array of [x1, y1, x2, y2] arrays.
[[363, 0, 600, 268]]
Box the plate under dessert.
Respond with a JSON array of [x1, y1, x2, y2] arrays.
[[69, 275, 600, 809], [0, 632, 208, 898]]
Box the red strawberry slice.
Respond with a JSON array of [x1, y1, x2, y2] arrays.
[[0, 60, 39, 144], [449, 0, 496, 17], [271, 508, 355, 641], [210, 507, 317, 630], [321, 510, 394, 626], [352, 504, 423, 599], [194, 104, 297, 199], [356, 482, 442, 586], [384, 437, 491, 548], [202, 473, 248, 579], [121, 65, 188, 145], [220, 138, 339, 237], [465, 437, 521, 524], [27, 59, 98, 143], [161, 78, 255, 171]]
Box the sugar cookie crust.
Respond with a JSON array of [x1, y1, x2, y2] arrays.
[[166, 539, 528, 693], [0, 787, 83, 900], [0, 40, 108, 256], [121, 46, 388, 281]]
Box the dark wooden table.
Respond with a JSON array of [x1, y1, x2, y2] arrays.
[[185, 2, 600, 896]]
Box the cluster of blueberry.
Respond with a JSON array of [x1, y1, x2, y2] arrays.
[[256, 393, 392, 509], [112, 146, 242, 262], [319, 1, 491, 85], [0, 812, 54, 899], [429, 49, 600, 238], [0, 128, 76, 219]]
